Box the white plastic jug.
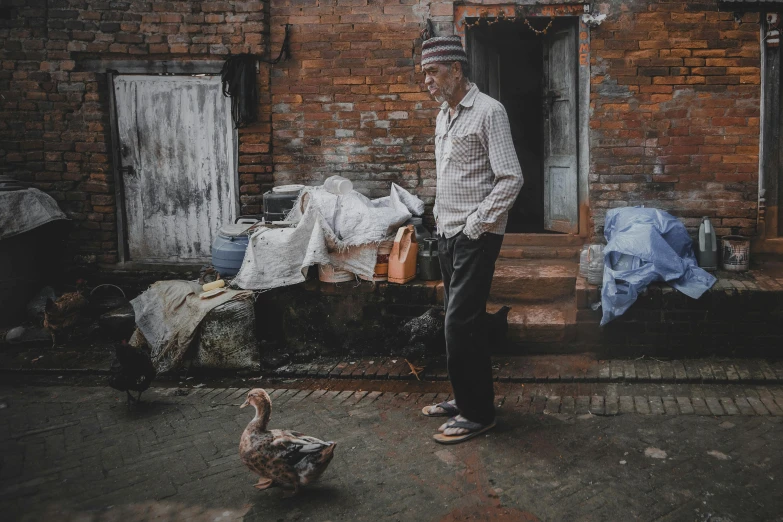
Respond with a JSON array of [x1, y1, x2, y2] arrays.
[[697, 216, 717, 271], [324, 175, 353, 195]]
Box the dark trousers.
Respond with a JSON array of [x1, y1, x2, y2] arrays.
[[438, 231, 503, 425]]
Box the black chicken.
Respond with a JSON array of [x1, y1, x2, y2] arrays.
[[109, 340, 156, 409], [488, 306, 512, 348]]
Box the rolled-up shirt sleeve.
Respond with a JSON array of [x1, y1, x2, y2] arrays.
[[463, 105, 524, 240]]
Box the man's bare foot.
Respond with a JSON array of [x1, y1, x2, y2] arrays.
[[439, 414, 471, 435], [422, 399, 459, 417]]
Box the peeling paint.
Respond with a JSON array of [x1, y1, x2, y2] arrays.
[[115, 75, 237, 263]]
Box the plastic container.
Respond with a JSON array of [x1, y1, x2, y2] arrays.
[[211, 221, 256, 277], [360, 240, 394, 282], [388, 225, 418, 284], [612, 253, 634, 272], [697, 216, 718, 271], [272, 184, 304, 194], [587, 244, 604, 286], [579, 245, 589, 279], [721, 235, 750, 272], [324, 175, 353, 195]]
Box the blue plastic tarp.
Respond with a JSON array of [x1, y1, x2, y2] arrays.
[[600, 207, 716, 326]]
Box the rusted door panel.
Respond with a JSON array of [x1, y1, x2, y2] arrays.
[[114, 75, 237, 263], [543, 24, 579, 234]]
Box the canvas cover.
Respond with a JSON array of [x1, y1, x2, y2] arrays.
[[0, 188, 68, 240], [232, 183, 424, 291], [130, 280, 253, 372], [600, 207, 716, 326]]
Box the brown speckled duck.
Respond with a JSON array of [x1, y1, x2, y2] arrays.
[[239, 388, 336, 495]]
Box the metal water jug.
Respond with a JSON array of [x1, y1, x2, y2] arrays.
[[418, 238, 441, 281], [697, 216, 717, 271]]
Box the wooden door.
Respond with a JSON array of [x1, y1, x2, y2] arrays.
[[543, 24, 579, 234], [113, 75, 237, 263], [467, 29, 501, 101]]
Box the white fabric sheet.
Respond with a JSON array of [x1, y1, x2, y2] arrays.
[[233, 183, 424, 291]]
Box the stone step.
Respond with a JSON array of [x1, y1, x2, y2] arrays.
[[269, 355, 783, 385], [487, 299, 576, 345], [498, 245, 581, 260], [575, 274, 601, 309], [502, 233, 584, 247], [490, 259, 578, 302]]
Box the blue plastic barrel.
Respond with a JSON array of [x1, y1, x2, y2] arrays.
[[211, 223, 253, 277]]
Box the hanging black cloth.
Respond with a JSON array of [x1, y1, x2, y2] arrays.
[[220, 54, 259, 128], [220, 25, 291, 129]]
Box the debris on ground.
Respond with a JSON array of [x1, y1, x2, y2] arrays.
[[405, 359, 424, 380], [644, 447, 668, 459], [5, 326, 51, 345], [707, 450, 731, 460]]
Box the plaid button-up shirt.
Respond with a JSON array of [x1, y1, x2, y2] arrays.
[[433, 83, 524, 240]]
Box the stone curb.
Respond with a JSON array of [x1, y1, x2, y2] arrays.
[[4, 357, 783, 386], [271, 357, 783, 385], [148, 386, 783, 417]]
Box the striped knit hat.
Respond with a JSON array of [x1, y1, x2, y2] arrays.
[[421, 35, 467, 67]]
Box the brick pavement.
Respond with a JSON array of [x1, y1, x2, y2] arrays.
[[1, 381, 783, 521]]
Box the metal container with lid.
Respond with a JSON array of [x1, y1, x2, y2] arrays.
[[264, 191, 300, 223], [418, 238, 441, 281], [721, 235, 750, 272], [211, 219, 258, 277]]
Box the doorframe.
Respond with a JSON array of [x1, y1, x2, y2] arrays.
[[454, 6, 591, 237], [104, 62, 239, 263]]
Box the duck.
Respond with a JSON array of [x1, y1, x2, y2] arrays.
[[239, 388, 336, 496]]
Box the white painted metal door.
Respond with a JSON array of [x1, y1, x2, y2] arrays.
[[114, 75, 237, 263], [543, 24, 579, 234]]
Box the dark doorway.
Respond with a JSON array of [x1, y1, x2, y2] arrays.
[[467, 19, 577, 234]]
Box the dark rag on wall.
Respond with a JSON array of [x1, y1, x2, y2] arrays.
[[220, 53, 259, 128]]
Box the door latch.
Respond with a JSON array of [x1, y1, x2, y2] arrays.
[[118, 165, 136, 176], [544, 89, 562, 106]]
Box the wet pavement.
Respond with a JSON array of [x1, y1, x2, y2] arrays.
[[1, 374, 782, 522]]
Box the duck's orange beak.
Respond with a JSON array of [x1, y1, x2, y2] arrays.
[[240, 398, 249, 408]]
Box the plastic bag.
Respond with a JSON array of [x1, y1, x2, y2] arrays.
[[600, 207, 716, 326]]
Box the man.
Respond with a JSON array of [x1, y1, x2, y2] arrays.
[[419, 36, 524, 444]]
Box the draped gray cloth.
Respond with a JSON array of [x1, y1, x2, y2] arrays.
[[0, 188, 68, 240]]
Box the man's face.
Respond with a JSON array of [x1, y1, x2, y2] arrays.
[[423, 62, 459, 104]]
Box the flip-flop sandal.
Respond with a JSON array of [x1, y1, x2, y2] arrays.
[[421, 400, 460, 417], [433, 418, 496, 445]]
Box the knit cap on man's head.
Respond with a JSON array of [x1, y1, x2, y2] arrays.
[[421, 35, 468, 67]]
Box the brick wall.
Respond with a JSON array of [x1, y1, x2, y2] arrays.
[[267, 0, 450, 204], [589, 0, 761, 237], [1, 0, 270, 264], [1, 0, 767, 268]]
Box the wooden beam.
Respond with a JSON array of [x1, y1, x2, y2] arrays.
[[79, 60, 224, 74]]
